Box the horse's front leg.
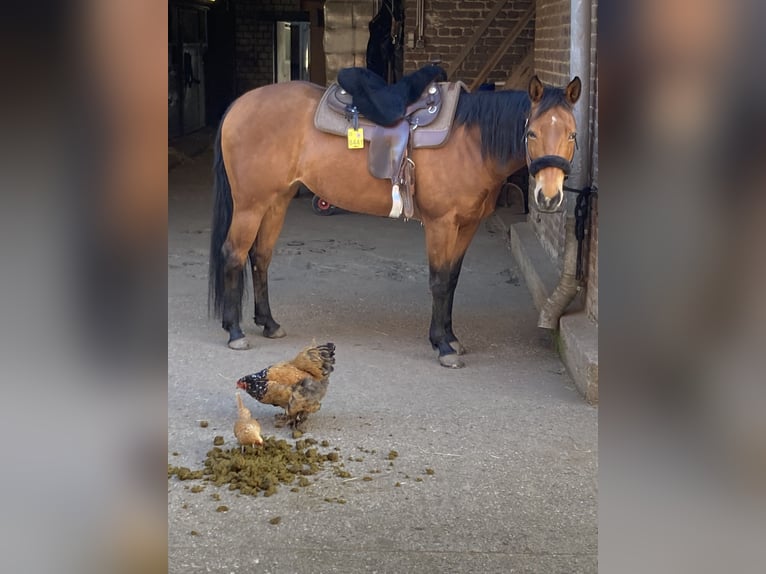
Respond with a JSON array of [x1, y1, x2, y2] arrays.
[[424, 218, 481, 367], [444, 255, 466, 356], [429, 262, 465, 368]]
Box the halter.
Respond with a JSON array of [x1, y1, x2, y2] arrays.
[[523, 117, 575, 177], [528, 154, 572, 177], [523, 116, 593, 279]]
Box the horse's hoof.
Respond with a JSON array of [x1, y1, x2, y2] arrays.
[[449, 341, 466, 355], [228, 337, 250, 350], [263, 325, 286, 339], [438, 353, 465, 369]]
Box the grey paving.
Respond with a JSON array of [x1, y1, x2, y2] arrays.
[[168, 151, 598, 574], [508, 221, 599, 403]]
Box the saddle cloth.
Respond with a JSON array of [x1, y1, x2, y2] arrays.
[[314, 80, 466, 180]]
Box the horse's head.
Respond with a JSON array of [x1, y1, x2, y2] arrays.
[[525, 75, 581, 212]]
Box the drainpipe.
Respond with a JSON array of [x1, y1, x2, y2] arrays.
[[538, 0, 593, 329], [538, 217, 579, 328]]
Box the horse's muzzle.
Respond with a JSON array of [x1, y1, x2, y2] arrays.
[[529, 154, 570, 212], [536, 189, 564, 212]]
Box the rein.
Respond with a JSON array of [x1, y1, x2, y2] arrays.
[[563, 184, 596, 281]]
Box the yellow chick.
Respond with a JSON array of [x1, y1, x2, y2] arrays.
[[234, 392, 263, 451]]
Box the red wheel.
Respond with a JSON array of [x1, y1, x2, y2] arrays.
[[312, 195, 337, 215]]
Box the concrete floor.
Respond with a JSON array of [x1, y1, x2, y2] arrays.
[[168, 151, 597, 573]]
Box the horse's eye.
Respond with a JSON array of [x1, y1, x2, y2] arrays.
[[526, 131, 537, 140], [568, 132, 577, 141]]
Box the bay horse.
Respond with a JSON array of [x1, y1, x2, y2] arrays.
[[209, 74, 581, 367]]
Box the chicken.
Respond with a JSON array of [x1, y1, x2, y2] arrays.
[[234, 392, 263, 450], [236, 342, 336, 429]]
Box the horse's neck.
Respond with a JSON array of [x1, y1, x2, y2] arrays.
[[501, 157, 528, 180], [484, 156, 526, 185]]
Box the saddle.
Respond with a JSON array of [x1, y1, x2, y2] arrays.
[[314, 66, 466, 219]]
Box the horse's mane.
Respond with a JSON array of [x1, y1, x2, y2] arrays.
[[454, 86, 572, 163]]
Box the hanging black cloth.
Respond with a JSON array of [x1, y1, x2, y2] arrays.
[[390, 1, 404, 83], [366, 1, 394, 82]]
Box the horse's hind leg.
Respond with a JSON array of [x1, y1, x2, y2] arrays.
[[221, 247, 248, 349], [249, 199, 290, 338], [222, 212, 263, 349], [248, 244, 284, 338]]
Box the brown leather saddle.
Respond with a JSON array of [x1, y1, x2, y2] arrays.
[[314, 80, 466, 181]]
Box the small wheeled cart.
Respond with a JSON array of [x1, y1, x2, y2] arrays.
[[311, 195, 339, 216]]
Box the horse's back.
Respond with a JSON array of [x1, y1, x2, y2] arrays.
[[223, 81, 324, 136]]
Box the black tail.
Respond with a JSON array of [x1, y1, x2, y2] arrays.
[[208, 116, 244, 320]]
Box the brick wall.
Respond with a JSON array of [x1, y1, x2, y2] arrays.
[[234, 0, 302, 94], [403, 0, 535, 85], [528, 0, 570, 265], [532, 0, 570, 86]]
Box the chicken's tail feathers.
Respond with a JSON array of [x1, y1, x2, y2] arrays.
[[292, 341, 336, 380], [315, 342, 336, 377], [236, 392, 245, 410]]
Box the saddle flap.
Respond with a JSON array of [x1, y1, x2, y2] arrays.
[[368, 121, 410, 180]]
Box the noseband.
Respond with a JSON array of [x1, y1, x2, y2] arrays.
[[523, 118, 574, 178], [528, 155, 572, 177]]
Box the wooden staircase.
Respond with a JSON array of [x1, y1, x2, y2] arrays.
[[444, 0, 535, 91]]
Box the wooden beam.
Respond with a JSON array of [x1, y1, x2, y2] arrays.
[[469, 3, 535, 91], [503, 47, 534, 90], [445, 0, 509, 78]]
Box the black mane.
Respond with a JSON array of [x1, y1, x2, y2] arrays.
[[454, 86, 572, 163]]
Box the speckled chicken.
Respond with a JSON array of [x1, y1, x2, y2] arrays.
[[234, 392, 263, 450], [236, 342, 336, 428]]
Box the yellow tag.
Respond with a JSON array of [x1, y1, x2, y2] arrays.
[[347, 128, 364, 149]]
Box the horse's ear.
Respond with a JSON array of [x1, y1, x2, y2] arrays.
[[528, 75, 544, 103], [565, 77, 582, 105]]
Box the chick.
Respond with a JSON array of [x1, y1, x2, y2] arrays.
[[236, 342, 335, 429], [234, 392, 263, 451]]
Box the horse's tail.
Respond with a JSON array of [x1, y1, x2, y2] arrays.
[[208, 115, 243, 320]]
